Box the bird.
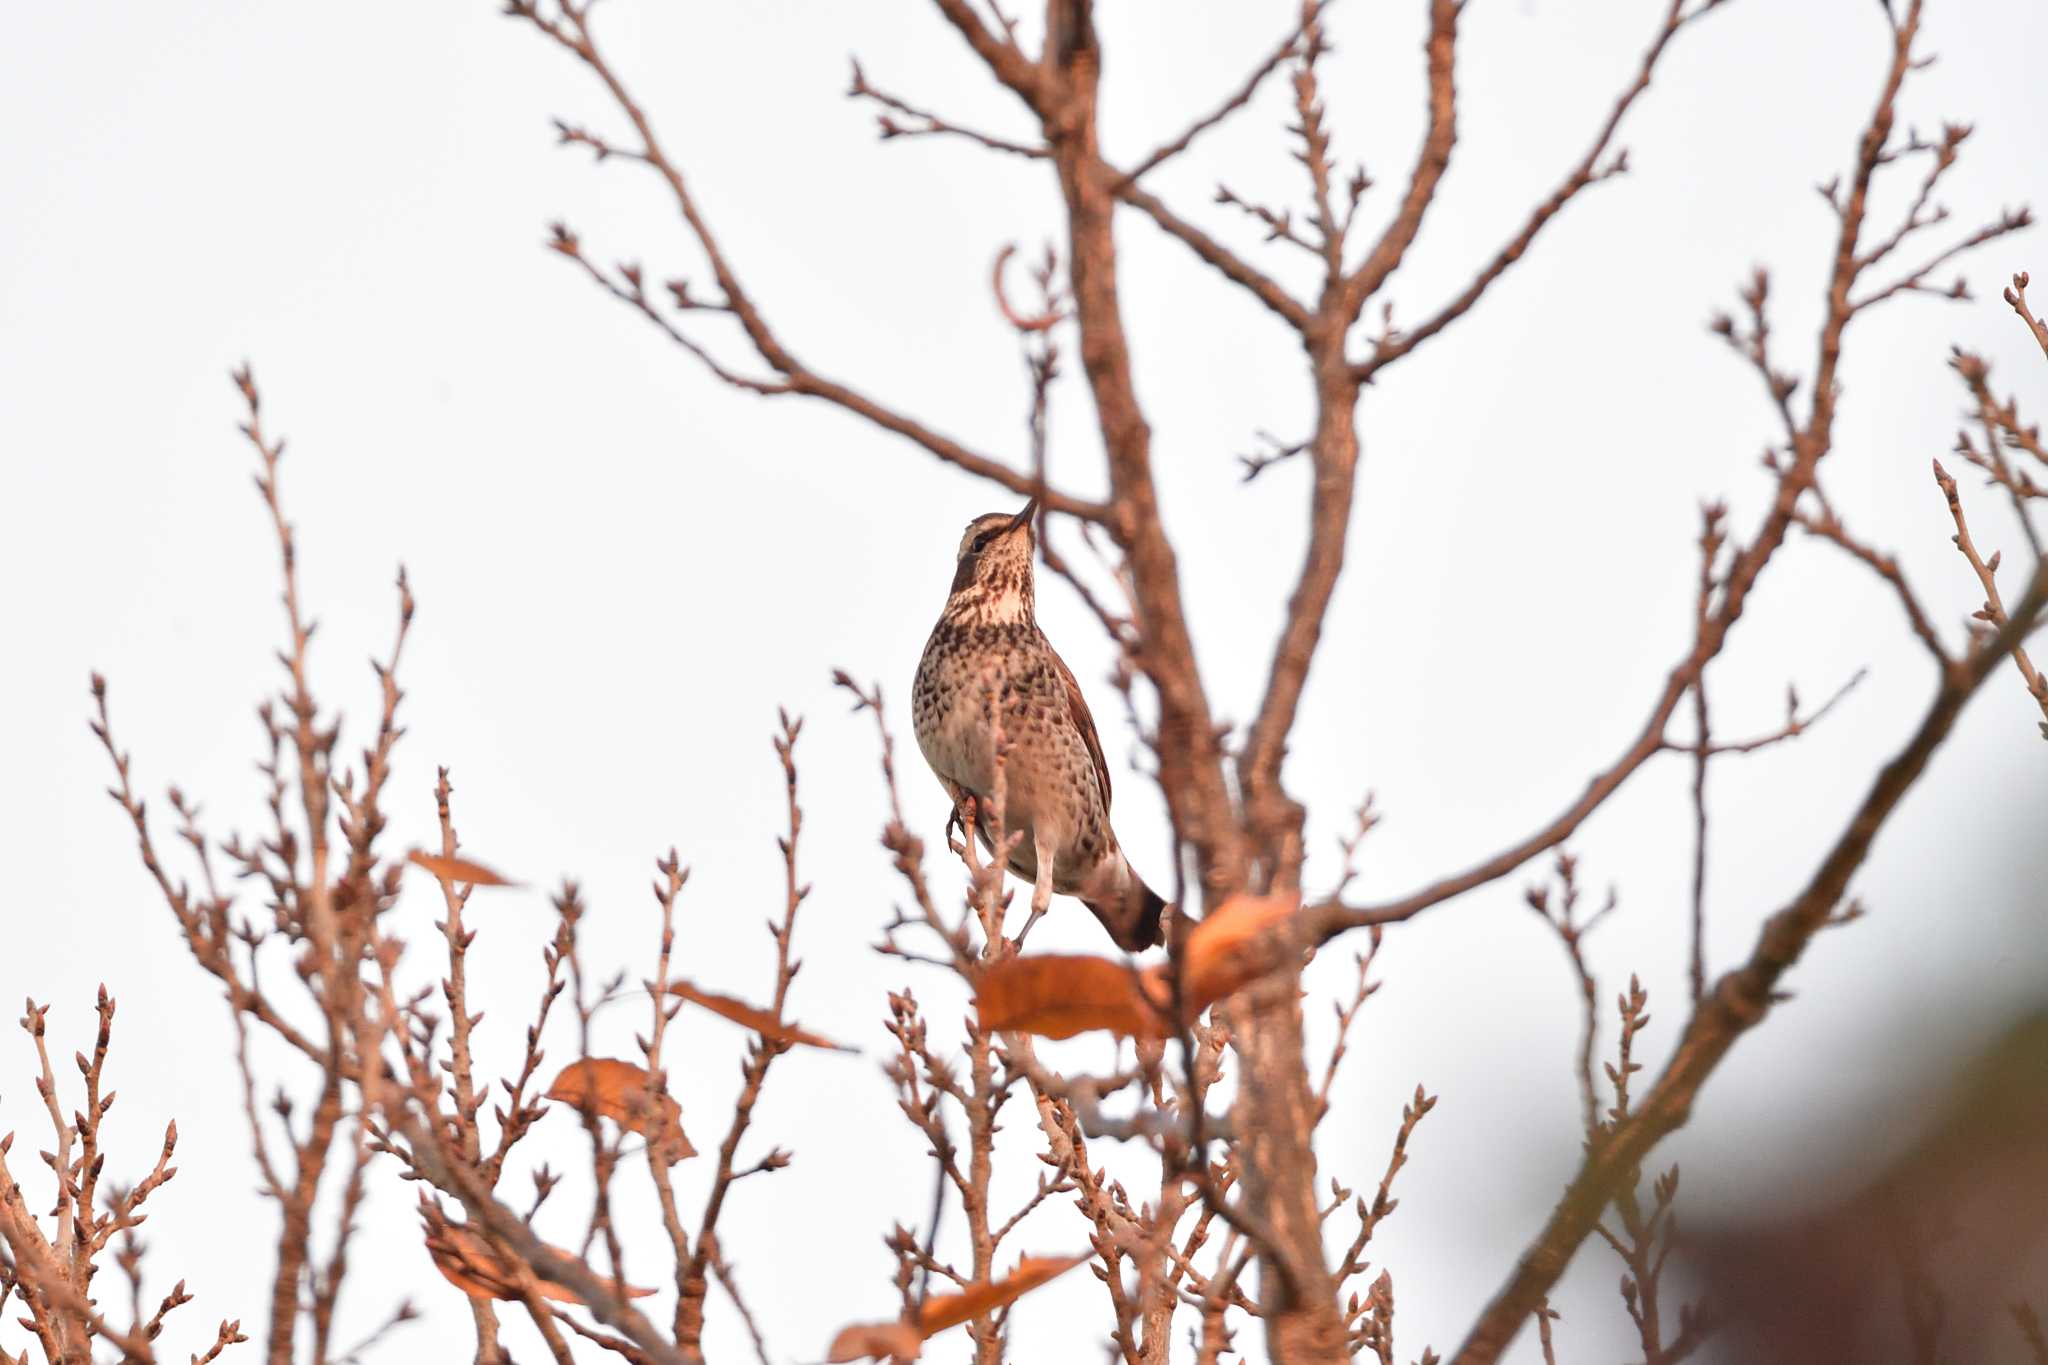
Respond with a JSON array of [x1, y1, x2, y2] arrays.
[[911, 500, 1167, 951]]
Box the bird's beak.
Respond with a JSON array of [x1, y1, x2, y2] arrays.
[[1005, 498, 1039, 535]]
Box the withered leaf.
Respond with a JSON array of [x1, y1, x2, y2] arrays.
[[1179, 891, 1302, 1009], [974, 955, 1171, 1040], [825, 1320, 923, 1362], [545, 1057, 696, 1166], [972, 893, 1304, 1041], [916, 1253, 1089, 1335], [666, 980, 856, 1053], [406, 848, 519, 887], [421, 1206, 653, 1304]]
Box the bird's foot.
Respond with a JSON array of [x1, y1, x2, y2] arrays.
[[945, 795, 975, 857]]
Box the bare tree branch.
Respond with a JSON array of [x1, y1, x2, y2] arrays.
[[1354, 0, 1729, 384], [1448, 558, 2048, 1365]]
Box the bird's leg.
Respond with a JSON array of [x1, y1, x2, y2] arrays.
[[1018, 828, 1057, 945]]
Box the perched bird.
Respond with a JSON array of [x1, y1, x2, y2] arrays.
[[912, 501, 1167, 951]]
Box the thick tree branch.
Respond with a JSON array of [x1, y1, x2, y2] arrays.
[[1335, 0, 1459, 316], [1041, 0, 1250, 896], [929, 0, 1048, 114]]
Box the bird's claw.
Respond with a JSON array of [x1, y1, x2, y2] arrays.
[[945, 794, 977, 856]]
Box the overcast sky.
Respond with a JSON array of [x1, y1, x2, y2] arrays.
[[4, 2, 2046, 1362]]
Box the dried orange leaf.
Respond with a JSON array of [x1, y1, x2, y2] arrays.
[[825, 1320, 923, 1362], [974, 955, 1171, 1040], [407, 848, 519, 887], [1181, 891, 1302, 1012], [421, 1208, 653, 1304], [917, 1253, 1089, 1336], [666, 980, 856, 1052], [545, 1057, 696, 1166], [424, 1219, 514, 1300]]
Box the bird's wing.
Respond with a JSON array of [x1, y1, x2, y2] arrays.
[[1047, 643, 1112, 808]]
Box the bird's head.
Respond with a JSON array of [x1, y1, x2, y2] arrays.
[[945, 500, 1037, 618]]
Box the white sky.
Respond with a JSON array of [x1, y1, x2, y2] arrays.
[[4, 2, 2045, 1362]]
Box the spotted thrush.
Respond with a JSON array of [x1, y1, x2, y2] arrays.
[[911, 501, 1167, 951]]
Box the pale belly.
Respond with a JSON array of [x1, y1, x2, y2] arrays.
[[913, 621, 1110, 892], [918, 684, 1119, 888]]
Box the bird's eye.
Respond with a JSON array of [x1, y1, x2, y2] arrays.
[[971, 532, 995, 552]]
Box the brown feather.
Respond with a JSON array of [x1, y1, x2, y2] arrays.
[[1046, 643, 1112, 809]]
